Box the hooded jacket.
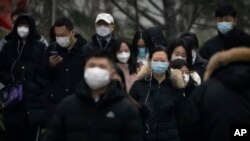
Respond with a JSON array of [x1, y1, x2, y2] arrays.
[[0, 15, 47, 125], [43, 80, 144, 141], [178, 47, 250, 141], [130, 75, 184, 141], [0, 14, 48, 51], [199, 28, 250, 60]]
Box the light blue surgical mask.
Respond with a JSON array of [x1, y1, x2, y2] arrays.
[[138, 48, 146, 58], [217, 22, 233, 34], [150, 61, 169, 74]]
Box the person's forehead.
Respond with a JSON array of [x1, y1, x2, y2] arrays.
[[216, 15, 235, 19], [54, 26, 71, 34], [174, 46, 186, 52], [152, 51, 167, 58], [87, 57, 110, 65]]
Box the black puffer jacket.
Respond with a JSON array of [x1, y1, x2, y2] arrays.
[[178, 47, 250, 141], [43, 80, 144, 141], [130, 77, 184, 141], [42, 34, 87, 122], [199, 28, 250, 60], [0, 15, 47, 125]]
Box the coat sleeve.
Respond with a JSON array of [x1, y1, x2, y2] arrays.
[[42, 110, 65, 141], [129, 81, 140, 101], [123, 105, 144, 141], [177, 83, 207, 141], [0, 43, 12, 85]]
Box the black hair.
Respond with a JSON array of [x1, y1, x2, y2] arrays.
[[169, 59, 190, 70], [112, 38, 138, 74], [215, 4, 236, 18], [148, 45, 168, 60], [114, 65, 126, 90], [11, 8, 29, 19], [54, 17, 74, 31], [167, 38, 193, 67], [131, 31, 152, 57], [85, 50, 116, 68], [179, 31, 199, 50]]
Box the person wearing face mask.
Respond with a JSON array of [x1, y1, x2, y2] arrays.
[[169, 59, 201, 97], [84, 13, 116, 57], [130, 47, 184, 141], [0, 14, 47, 141], [41, 17, 87, 124], [168, 38, 193, 67], [43, 51, 144, 141], [0, 9, 48, 52], [178, 47, 250, 141], [179, 32, 207, 78], [199, 4, 250, 60], [131, 31, 152, 66], [111, 38, 139, 93]]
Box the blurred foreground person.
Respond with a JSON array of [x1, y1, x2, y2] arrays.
[[43, 51, 143, 141], [178, 47, 250, 141]]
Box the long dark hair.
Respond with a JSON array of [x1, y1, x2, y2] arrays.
[[131, 31, 152, 57], [112, 38, 138, 74], [167, 38, 193, 67]]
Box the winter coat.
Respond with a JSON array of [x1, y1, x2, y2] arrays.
[[178, 47, 250, 141], [0, 15, 47, 126], [199, 28, 250, 60], [42, 34, 87, 122], [84, 34, 116, 58], [129, 76, 184, 141], [192, 54, 207, 79], [43, 80, 144, 141]]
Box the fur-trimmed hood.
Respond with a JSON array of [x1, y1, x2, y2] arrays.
[[204, 47, 250, 81], [204, 47, 250, 93]]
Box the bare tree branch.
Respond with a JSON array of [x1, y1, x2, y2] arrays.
[[110, 0, 146, 30], [186, 6, 204, 31], [147, 0, 163, 13], [138, 7, 163, 27]]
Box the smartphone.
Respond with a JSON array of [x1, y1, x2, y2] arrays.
[[50, 50, 59, 56]]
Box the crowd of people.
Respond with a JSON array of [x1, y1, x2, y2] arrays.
[[0, 4, 250, 141]]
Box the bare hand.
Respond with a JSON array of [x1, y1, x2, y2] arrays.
[[49, 55, 63, 67]]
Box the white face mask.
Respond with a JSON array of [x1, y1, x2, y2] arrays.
[[171, 55, 186, 61], [183, 73, 190, 85], [96, 25, 111, 37], [116, 52, 130, 63], [84, 67, 111, 90], [56, 36, 71, 48], [17, 27, 29, 38]]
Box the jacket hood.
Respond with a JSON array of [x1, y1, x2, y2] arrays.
[[7, 14, 41, 41], [204, 47, 250, 92], [74, 80, 125, 103]]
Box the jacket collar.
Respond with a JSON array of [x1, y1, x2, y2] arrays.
[[75, 80, 125, 103]]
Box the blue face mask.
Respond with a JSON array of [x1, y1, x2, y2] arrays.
[[150, 61, 169, 74], [138, 48, 147, 58], [217, 22, 233, 34]]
